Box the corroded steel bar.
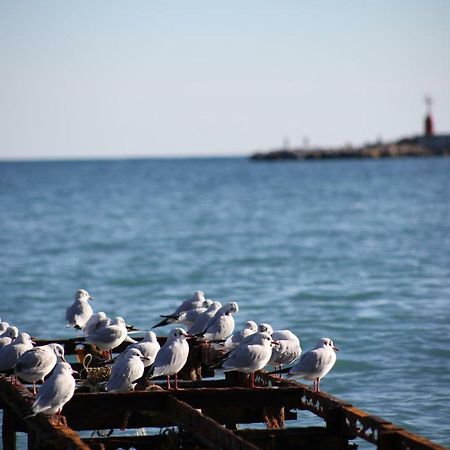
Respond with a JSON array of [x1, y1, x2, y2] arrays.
[[257, 372, 448, 450], [83, 428, 350, 450], [236, 427, 350, 450], [165, 395, 260, 450], [2, 407, 17, 450], [0, 377, 90, 450], [63, 387, 300, 430]]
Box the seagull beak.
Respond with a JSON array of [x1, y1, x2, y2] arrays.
[[271, 340, 280, 347], [72, 369, 79, 375], [333, 346, 340, 352], [142, 356, 151, 361], [89, 296, 94, 301]]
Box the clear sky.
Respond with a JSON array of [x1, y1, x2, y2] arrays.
[[1, 1, 449, 160]]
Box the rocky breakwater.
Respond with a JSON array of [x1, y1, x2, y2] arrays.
[[250, 136, 450, 161]]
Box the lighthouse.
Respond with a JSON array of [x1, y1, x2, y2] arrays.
[[424, 96, 434, 136]]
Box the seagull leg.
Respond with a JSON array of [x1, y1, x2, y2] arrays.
[[32, 382, 36, 395], [313, 378, 321, 392], [174, 374, 179, 390], [166, 375, 171, 390], [251, 373, 255, 388]]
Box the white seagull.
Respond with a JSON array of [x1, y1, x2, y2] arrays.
[[66, 289, 94, 330], [83, 311, 110, 337], [153, 297, 212, 329], [269, 329, 302, 369], [0, 326, 19, 348], [284, 337, 339, 392], [15, 343, 66, 393], [26, 362, 76, 417], [201, 302, 239, 341], [84, 317, 136, 354], [172, 291, 206, 314], [0, 319, 10, 333], [0, 333, 35, 372], [188, 301, 222, 335], [106, 348, 148, 393], [224, 320, 258, 349], [219, 332, 276, 387], [147, 328, 190, 389], [116, 331, 160, 368]]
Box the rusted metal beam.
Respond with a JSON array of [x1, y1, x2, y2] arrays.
[[83, 427, 352, 450], [83, 434, 186, 450], [164, 395, 260, 450], [235, 427, 351, 450], [63, 387, 299, 430], [2, 407, 17, 450], [257, 372, 448, 450], [0, 377, 90, 450]]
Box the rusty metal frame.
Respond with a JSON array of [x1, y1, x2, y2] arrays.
[[1, 338, 448, 450]]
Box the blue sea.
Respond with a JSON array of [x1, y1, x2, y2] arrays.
[[1, 156, 449, 448]]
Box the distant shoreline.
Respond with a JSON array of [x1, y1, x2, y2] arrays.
[[250, 135, 450, 161]]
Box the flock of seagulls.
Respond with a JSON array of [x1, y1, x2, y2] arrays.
[[0, 289, 339, 419]]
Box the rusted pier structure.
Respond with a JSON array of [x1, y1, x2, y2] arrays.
[[0, 338, 447, 450]]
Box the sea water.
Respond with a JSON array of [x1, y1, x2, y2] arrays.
[[0, 156, 449, 448]]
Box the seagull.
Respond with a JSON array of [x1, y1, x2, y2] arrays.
[[116, 331, 160, 368], [276, 337, 339, 392], [172, 291, 207, 315], [269, 329, 301, 369], [0, 326, 19, 348], [84, 311, 110, 337], [218, 332, 276, 387], [106, 348, 148, 392], [25, 362, 76, 417], [66, 289, 94, 330], [224, 320, 258, 349], [0, 333, 35, 372], [153, 300, 212, 329], [201, 302, 239, 341], [15, 343, 66, 393], [188, 301, 222, 335], [0, 320, 10, 334], [84, 317, 136, 355], [147, 328, 190, 389]]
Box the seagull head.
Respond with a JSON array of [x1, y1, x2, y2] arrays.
[[15, 333, 35, 345], [254, 331, 276, 347], [143, 331, 158, 342], [57, 361, 77, 376], [224, 302, 239, 315], [318, 337, 340, 352], [4, 326, 18, 339], [193, 291, 205, 301], [76, 289, 93, 301], [207, 301, 222, 312], [258, 323, 273, 334], [48, 343, 67, 362], [170, 328, 190, 340], [245, 321, 258, 332], [111, 317, 126, 326]]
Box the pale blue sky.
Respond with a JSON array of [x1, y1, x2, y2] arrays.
[[1, 1, 449, 160]]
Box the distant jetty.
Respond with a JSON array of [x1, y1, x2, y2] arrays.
[[250, 135, 450, 161]]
